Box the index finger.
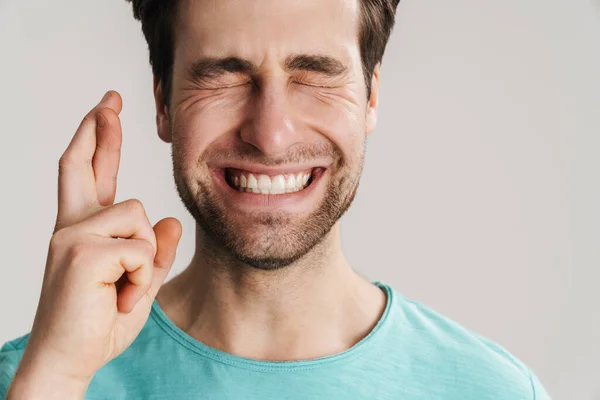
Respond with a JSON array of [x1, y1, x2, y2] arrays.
[[55, 91, 123, 231]]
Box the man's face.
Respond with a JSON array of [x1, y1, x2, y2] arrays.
[[160, 0, 379, 269]]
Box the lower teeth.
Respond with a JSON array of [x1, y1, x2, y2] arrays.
[[236, 186, 305, 194]]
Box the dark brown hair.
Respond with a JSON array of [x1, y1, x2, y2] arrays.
[[126, 0, 400, 108]]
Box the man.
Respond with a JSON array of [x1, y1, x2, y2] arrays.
[[1, 0, 551, 398]]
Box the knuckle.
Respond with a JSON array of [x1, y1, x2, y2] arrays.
[[49, 226, 76, 249], [140, 240, 155, 259], [58, 154, 73, 170], [82, 112, 96, 126], [124, 198, 144, 214], [49, 230, 66, 251], [58, 154, 92, 170], [68, 241, 89, 261]]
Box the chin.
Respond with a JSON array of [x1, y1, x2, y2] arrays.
[[210, 209, 331, 270], [173, 153, 362, 271]]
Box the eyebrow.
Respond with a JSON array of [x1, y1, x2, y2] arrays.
[[186, 54, 348, 81], [284, 54, 348, 76]]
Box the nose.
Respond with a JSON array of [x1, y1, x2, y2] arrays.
[[239, 78, 299, 158]]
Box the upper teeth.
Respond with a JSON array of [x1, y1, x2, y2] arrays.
[[230, 171, 312, 194]]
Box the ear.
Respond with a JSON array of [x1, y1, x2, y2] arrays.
[[365, 62, 381, 137], [154, 75, 172, 143]]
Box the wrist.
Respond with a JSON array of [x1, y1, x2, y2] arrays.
[[7, 352, 91, 400], [8, 373, 89, 400]]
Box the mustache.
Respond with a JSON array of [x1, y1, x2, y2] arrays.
[[199, 142, 344, 167]]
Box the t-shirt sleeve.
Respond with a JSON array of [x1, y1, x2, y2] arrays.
[[529, 368, 552, 400], [0, 341, 25, 400]]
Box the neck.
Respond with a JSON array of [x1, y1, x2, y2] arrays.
[[156, 223, 386, 361]]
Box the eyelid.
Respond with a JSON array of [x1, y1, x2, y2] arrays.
[[293, 79, 336, 88], [195, 80, 252, 90], [222, 81, 252, 88]]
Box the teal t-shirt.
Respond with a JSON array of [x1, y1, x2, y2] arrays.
[[1, 282, 550, 399]]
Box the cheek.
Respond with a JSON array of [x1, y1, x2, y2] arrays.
[[172, 89, 250, 164], [171, 86, 365, 169], [291, 87, 365, 163]]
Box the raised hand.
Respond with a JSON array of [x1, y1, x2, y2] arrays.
[[8, 91, 182, 399]]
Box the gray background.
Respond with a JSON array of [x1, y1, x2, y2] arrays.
[[1, 0, 599, 398]]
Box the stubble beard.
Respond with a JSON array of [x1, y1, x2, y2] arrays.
[[171, 141, 365, 271]]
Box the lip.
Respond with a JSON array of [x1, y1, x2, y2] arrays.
[[209, 165, 328, 213], [208, 160, 330, 176]]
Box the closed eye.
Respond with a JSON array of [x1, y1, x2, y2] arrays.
[[293, 80, 336, 89], [210, 81, 252, 90], [188, 78, 252, 91]]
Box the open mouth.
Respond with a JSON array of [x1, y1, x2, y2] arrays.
[[224, 167, 324, 195]]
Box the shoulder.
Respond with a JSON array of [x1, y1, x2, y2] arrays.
[[1, 333, 30, 352], [379, 283, 551, 399], [0, 332, 30, 397], [1, 332, 30, 366]]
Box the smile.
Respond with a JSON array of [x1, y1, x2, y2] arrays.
[[209, 163, 329, 212], [225, 168, 317, 195]]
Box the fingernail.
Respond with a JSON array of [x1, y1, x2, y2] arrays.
[[96, 113, 106, 128], [100, 91, 111, 103]]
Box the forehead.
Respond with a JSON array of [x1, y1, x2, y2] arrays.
[[175, 0, 361, 63]]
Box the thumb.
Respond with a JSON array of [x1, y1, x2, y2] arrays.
[[147, 217, 182, 300]]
